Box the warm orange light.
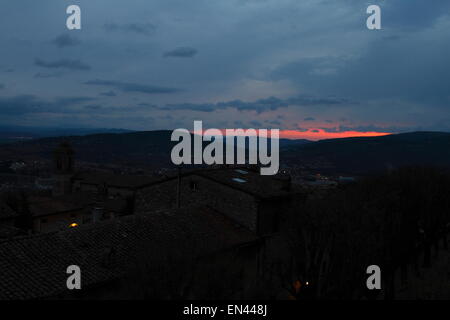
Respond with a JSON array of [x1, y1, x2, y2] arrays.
[[279, 129, 391, 141], [194, 128, 392, 141], [69, 223, 79, 228], [293, 280, 302, 291]]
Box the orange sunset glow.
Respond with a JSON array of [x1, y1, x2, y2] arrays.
[[198, 128, 392, 141], [279, 129, 392, 141]]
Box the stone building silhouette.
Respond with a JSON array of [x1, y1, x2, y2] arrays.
[[53, 141, 74, 197]]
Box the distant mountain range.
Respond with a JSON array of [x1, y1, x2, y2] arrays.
[[0, 129, 449, 174], [0, 130, 174, 168], [282, 131, 450, 174], [0, 126, 134, 144]]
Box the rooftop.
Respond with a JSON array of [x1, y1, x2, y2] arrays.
[[28, 193, 95, 217], [28, 192, 127, 217], [0, 225, 23, 241], [0, 202, 18, 221], [194, 168, 303, 199], [0, 205, 257, 300]]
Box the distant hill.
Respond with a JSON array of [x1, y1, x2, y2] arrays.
[[0, 130, 449, 174], [278, 138, 312, 147], [0, 126, 134, 144], [0, 131, 311, 165], [282, 132, 450, 174], [0, 130, 175, 168]]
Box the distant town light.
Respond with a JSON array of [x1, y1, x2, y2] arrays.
[[69, 223, 79, 228]]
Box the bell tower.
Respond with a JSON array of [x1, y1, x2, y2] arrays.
[[53, 141, 75, 197]]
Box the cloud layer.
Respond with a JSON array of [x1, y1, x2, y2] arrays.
[[0, 0, 448, 135], [35, 58, 91, 70], [51, 34, 81, 48], [84, 80, 180, 94], [163, 47, 198, 58]]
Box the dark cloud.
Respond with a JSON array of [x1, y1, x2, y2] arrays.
[[249, 120, 263, 127], [51, 34, 81, 48], [84, 105, 103, 111], [304, 117, 315, 121], [35, 58, 91, 71], [80, 103, 161, 115], [271, 56, 344, 84], [382, 0, 450, 30], [292, 124, 309, 132], [220, 97, 289, 112], [84, 79, 180, 95], [287, 96, 354, 106], [0, 95, 96, 116], [233, 120, 246, 128], [160, 103, 216, 112], [138, 103, 157, 107], [0, 95, 45, 115], [266, 119, 282, 127], [99, 91, 117, 97], [104, 23, 156, 36], [34, 72, 64, 78], [273, 43, 450, 108], [56, 97, 96, 106], [163, 47, 198, 58], [160, 95, 353, 113]]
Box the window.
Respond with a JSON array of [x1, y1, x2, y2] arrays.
[[232, 178, 247, 183], [235, 169, 248, 175]]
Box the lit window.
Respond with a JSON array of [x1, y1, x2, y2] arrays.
[[69, 223, 79, 228], [232, 178, 247, 183]]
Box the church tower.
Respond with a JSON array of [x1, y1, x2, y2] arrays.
[[53, 141, 75, 197]]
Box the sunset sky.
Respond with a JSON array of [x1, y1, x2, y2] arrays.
[[0, 0, 449, 140]]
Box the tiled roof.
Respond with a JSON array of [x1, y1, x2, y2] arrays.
[[0, 202, 18, 221], [0, 206, 257, 300], [28, 193, 95, 217], [0, 225, 24, 241], [194, 168, 303, 199], [28, 193, 127, 217], [104, 198, 128, 212]]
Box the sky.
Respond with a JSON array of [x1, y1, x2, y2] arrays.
[[0, 0, 449, 140]]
